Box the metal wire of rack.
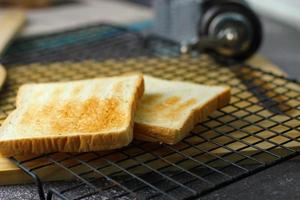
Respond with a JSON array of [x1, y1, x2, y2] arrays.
[[0, 24, 299, 200]]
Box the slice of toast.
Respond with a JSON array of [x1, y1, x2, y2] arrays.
[[134, 75, 230, 144], [0, 74, 144, 156]]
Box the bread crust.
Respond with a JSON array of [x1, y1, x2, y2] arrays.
[[0, 74, 144, 156], [0, 64, 6, 90], [134, 86, 230, 145]]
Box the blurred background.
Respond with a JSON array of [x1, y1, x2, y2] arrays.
[[0, 0, 299, 79]]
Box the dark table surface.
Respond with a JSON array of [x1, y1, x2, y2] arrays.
[[0, 16, 299, 200]]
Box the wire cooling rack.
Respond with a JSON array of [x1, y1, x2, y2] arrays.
[[1, 24, 299, 200]]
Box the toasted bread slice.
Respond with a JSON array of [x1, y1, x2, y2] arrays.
[[134, 75, 230, 144], [0, 74, 144, 156]]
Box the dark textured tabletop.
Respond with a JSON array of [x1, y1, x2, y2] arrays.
[[0, 16, 299, 200]]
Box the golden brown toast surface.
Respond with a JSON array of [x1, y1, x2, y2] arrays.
[[0, 74, 144, 155], [134, 75, 230, 144]]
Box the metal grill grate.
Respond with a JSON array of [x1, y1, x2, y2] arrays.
[[0, 24, 299, 200]]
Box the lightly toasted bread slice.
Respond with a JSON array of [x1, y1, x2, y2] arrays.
[[134, 75, 230, 145], [0, 74, 144, 156]]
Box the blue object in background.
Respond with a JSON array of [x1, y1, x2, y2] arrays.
[[6, 20, 153, 54]]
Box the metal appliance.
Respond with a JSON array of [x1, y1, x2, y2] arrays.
[[153, 0, 263, 61]]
